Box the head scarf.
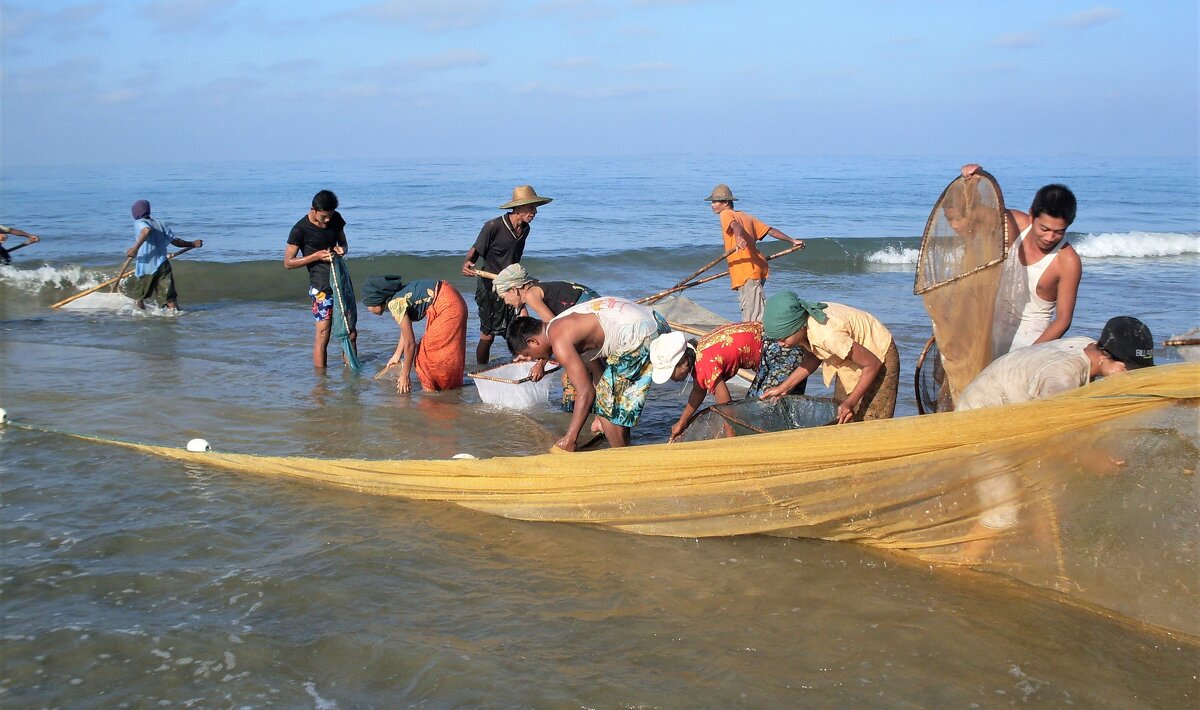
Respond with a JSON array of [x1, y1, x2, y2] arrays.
[[763, 291, 828, 340], [493, 263, 533, 294], [362, 275, 406, 307], [131, 200, 151, 220]]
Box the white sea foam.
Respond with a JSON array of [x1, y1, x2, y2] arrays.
[[0, 264, 106, 292], [1073, 231, 1199, 259], [865, 246, 920, 264]]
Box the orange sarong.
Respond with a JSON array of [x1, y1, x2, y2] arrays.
[[415, 283, 467, 391]]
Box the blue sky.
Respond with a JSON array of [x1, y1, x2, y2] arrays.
[[2, 0, 1197, 165]]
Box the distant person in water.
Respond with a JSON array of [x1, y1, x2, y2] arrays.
[[492, 262, 599, 409], [704, 184, 804, 322], [124, 200, 203, 311], [760, 292, 898, 424], [284, 189, 354, 368], [506, 297, 669, 451], [0, 224, 40, 265], [363, 276, 467, 393], [961, 164, 1082, 358], [462, 185, 553, 365]]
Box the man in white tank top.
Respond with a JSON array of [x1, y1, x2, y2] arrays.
[[506, 297, 669, 451], [962, 165, 1083, 359]]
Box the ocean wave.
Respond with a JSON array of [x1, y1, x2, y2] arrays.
[[0, 263, 106, 293], [1074, 232, 1199, 259], [865, 246, 920, 265]]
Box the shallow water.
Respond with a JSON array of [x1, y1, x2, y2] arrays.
[[2, 156, 1198, 706]]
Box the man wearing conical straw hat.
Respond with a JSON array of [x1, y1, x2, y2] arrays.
[[462, 185, 552, 364], [705, 184, 804, 322]]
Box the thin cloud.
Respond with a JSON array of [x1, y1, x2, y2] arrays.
[[97, 88, 141, 105], [517, 82, 683, 100], [142, 0, 237, 34], [623, 62, 676, 74], [402, 49, 487, 71], [338, 0, 500, 32], [1, 2, 107, 40], [551, 56, 597, 70], [1053, 6, 1122, 30], [988, 32, 1038, 49], [529, 0, 618, 24], [5, 55, 102, 96]]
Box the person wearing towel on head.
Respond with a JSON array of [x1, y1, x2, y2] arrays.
[[363, 276, 468, 393], [493, 263, 600, 409], [760, 292, 899, 424], [125, 200, 203, 311]]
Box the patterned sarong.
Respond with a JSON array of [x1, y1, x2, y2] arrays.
[[593, 312, 669, 427], [415, 283, 467, 391]]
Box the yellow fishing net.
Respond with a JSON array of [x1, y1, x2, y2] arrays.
[[915, 172, 1009, 408], [95, 364, 1200, 637]]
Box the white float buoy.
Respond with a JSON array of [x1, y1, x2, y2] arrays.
[[0, 407, 7, 425], [451, 453, 477, 460], [186, 438, 211, 452]]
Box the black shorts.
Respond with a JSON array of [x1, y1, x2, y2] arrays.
[[474, 276, 513, 336]]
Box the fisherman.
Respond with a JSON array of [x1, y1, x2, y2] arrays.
[[462, 185, 553, 365], [125, 200, 203, 311], [492, 263, 600, 407], [363, 276, 468, 393], [955, 316, 1153, 540], [0, 224, 40, 265], [957, 316, 1154, 411], [649, 322, 765, 441], [961, 164, 1082, 358], [760, 292, 899, 424], [704, 184, 804, 322], [284, 189, 355, 369], [505, 296, 669, 450]]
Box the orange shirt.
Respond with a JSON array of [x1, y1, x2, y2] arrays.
[[719, 209, 771, 289]]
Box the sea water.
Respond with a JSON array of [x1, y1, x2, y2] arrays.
[[1, 155, 1198, 706]]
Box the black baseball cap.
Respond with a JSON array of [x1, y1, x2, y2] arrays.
[[1098, 316, 1155, 369]]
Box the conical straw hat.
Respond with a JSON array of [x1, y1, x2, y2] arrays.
[[499, 185, 554, 209], [704, 184, 738, 202]]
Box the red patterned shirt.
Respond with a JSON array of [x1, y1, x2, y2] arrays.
[[693, 322, 763, 392]]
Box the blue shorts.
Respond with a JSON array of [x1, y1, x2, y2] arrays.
[[308, 286, 333, 322]]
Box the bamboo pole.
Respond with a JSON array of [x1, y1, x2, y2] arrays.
[[1163, 338, 1200, 347], [51, 246, 195, 309], [636, 242, 805, 304], [644, 248, 736, 305], [109, 256, 133, 293]]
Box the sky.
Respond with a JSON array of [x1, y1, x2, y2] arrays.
[[1, 0, 1197, 166]]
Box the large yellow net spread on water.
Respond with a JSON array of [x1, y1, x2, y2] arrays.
[[102, 364, 1200, 637], [915, 172, 1009, 409]]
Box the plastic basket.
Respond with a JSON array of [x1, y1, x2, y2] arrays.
[[470, 361, 554, 409]]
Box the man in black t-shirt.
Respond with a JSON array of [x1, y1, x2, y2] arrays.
[[461, 185, 553, 364], [285, 189, 354, 368]]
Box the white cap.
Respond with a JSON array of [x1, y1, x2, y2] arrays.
[[650, 332, 688, 384]]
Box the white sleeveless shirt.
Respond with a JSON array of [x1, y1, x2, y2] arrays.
[[550, 296, 662, 359], [991, 225, 1066, 358]]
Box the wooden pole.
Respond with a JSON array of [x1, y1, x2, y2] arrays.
[[644, 248, 736, 305], [109, 256, 133, 293], [636, 242, 805, 304], [1163, 337, 1200, 347], [51, 246, 195, 309]]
